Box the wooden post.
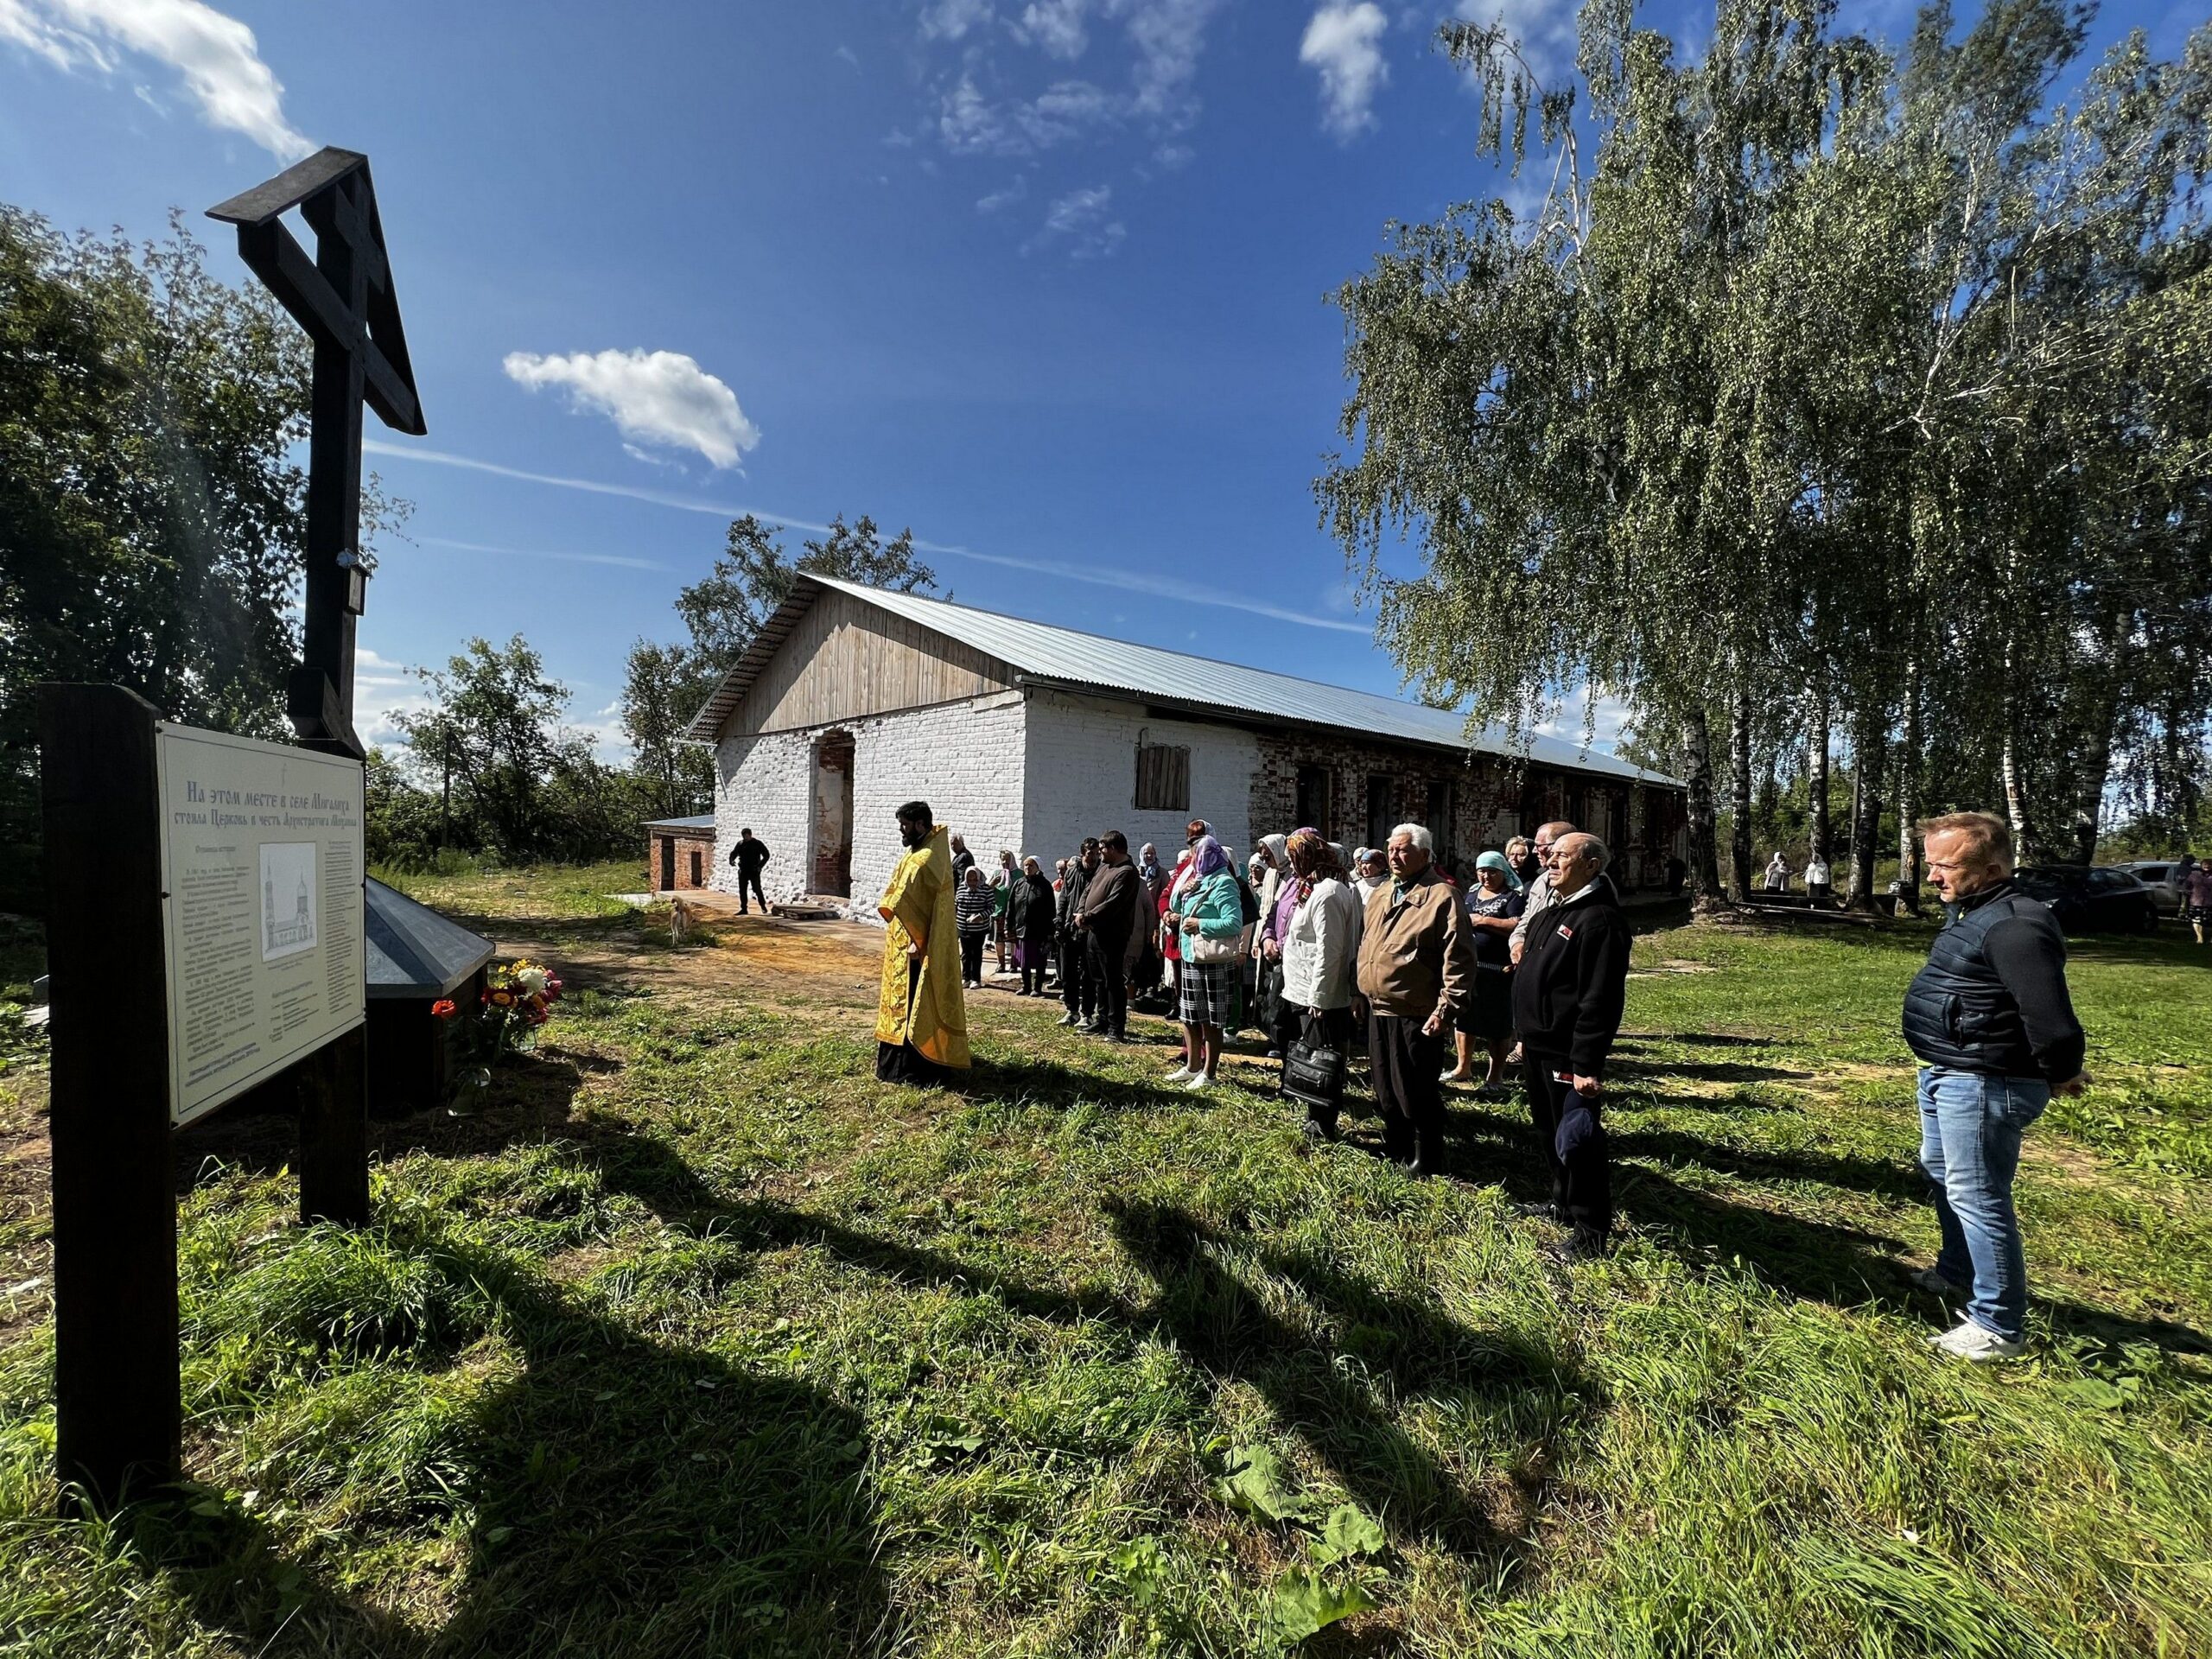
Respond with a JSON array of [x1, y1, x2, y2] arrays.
[[40, 684, 181, 1510], [297, 1024, 370, 1224]]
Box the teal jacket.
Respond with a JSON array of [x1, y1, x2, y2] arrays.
[[1180, 871, 1245, 942]]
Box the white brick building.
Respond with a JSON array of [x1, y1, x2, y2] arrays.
[[684, 575, 1685, 918]]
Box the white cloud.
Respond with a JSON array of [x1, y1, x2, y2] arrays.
[[976, 175, 1030, 213], [938, 72, 1118, 155], [359, 440, 1369, 636], [1013, 0, 1088, 58], [835, 42, 861, 68], [1300, 3, 1389, 139], [0, 0, 311, 158], [418, 535, 669, 572], [919, 0, 994, 40], [353, 645, 432, 751], [1122, 0, 1222, 122], [1029, 183, 1125, 258], [1152, 141, 1194, 168], [502, 348, 760, 471]]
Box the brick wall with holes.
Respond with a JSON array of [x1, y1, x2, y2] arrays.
[[648, 832, 717, 893]]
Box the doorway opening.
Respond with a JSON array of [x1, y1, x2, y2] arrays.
[[810, 731, 855, 897]]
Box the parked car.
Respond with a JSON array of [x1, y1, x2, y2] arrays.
[[2116, 860, 2184, 910], [2011, 866, 2160, 934]]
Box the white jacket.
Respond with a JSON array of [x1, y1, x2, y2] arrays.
[[1281, 877, 1363, 1010]]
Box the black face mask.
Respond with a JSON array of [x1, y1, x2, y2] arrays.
[[899, 818, 930, 849]]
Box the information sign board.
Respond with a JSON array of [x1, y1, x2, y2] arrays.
[[155, 725, 365, 1127]]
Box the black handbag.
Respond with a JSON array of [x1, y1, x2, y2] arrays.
[[1280, 1034, 1348, 1111]]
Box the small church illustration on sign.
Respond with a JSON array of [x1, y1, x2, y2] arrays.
[[261, 842, 318, 961]]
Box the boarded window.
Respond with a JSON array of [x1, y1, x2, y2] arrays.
[[1135, 743, 1191, 812], [1365, 774, 1395, 853], [1425, 778, 1455, 865], [1295, 765, 1333, 835]]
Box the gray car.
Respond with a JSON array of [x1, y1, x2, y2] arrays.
[[2117, 861, 2184, 910]]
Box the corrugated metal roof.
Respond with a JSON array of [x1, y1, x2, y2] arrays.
[[689, 574, 1680, 788], [644, 814, 715, 833]]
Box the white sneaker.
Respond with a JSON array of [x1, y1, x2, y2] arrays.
[[1185, 1071, 1213, 1092], [1162, 1066, 1193, 1084], [1911, 1267, 1965, 1296], [1930, 1319, 2024, 1363]]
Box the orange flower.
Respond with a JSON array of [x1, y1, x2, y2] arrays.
[[490, 988, 515, 1007], [430, 999, 457, 1019]]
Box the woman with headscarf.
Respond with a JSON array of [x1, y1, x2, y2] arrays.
[[1253, 832, 1300, 1058], [1007, 855, 1058, 995], [1450, 849, 1526, 1091], [1167, 835, 1243, 1090], [1279, 830, 1363, 1139]]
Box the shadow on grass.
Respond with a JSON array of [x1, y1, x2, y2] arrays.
[[119, 1233, 884, 1657], [548, 1125, 1586, 1566]]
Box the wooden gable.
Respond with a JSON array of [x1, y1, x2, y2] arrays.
[[726, 587, 1017, 737]]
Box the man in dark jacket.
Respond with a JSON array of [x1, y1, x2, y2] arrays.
[[1904, 811, 2088, 1362], [727, 828, 771, 913], [1077, 830, 1141, 1040], [1057, 838, 1100, 1027], [1510, 831, 1632, 1262]]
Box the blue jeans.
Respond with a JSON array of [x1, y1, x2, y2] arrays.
[[1916, 1065, 2048, 1342]]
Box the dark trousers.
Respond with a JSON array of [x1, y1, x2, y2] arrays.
[[1293, 1005, 1356, 1130], [1087, 925, 1130, 1034], [1262, 959, 1301, 1054], [1020, 947, 1048, 995], [960, 930, 987, 985], [1368, 1014, 1446, 1161], [1058, 934, 1093, 1018], [1523, 1052, 1612, 1244], [737, 868, 766, 912]]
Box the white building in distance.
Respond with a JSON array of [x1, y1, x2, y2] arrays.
[[683, 575, 1685, 918]]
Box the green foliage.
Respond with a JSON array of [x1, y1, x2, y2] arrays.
[[1321, 0, 2212, 888], [1266, 1568, 1377, 1646]]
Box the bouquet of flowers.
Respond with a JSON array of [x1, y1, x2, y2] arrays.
[[434, 957, 563, 1107]]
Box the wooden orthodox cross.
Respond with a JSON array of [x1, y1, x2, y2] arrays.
[[210, 147, 425, 758]]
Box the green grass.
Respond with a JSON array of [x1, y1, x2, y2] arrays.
[[1, 874, 2209, 1656]]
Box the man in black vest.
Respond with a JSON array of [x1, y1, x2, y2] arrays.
[[1904, 811, 2088, 1361], [1510, 831, 1632, 1261]]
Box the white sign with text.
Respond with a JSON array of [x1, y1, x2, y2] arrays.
[[156, 726, 365, 1128]]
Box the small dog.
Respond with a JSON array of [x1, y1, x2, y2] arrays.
[[670, 895, 696, 944]]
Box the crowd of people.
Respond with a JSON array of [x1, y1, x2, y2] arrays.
[[866, 800, 2088, 1360]]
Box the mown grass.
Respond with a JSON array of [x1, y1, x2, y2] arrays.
[[0, 877, 2207, 1656]]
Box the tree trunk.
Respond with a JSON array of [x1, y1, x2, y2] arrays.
[[1808, 684, 1831, 870], [1999, 620, 2038, 866], [1729, 679, 1754, 900], [1895, 656, 1922, 900], [1847, 709, 1885, 910], [2066, 611, 2130, 867], [1682, 706, 1723, 899]]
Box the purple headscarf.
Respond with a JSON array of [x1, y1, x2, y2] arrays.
[[1191, 834, 1230, 877]]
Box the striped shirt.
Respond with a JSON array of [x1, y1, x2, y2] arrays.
[[955, 883, 993, 932]]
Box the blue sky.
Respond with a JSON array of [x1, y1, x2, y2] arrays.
[[1, 0, 2190, 757]]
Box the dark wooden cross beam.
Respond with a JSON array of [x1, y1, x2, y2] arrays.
[[210, 147, 425, 760]]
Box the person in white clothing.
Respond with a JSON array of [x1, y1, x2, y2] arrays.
[[1805, 852, 1833, 906], [1764, 851, 1792, 893], [1278, 830, 1363, 1141]]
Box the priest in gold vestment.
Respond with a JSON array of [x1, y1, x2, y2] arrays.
[[876, 800, 970, 1084]]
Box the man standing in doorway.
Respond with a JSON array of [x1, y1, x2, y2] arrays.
[[1904, 811, 2087, 1360], [1354, 823, 1472, 1178], [875, 801, 970, 1086], [1077, 830, 1141, 1041], [1058, 837, 1101, 1027], [1511, 832, 1632, 1262], [728, 828, 771, 914]]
